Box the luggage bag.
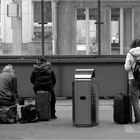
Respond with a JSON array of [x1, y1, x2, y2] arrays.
[[0, 105, 17, 124], [36, 91, 51, 121], [113, 93, 132, 124]]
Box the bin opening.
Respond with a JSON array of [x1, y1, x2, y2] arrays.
[[75, 69, 95, 79], [80, 96, 86, 100]]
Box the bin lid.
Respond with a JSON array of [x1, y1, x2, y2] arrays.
[[74, 69, 95, 79]]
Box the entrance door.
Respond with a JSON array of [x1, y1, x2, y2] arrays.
[[76, 8, 98, 55]]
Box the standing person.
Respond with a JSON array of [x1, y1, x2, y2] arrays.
[[124, 39, 140, 124], [30, 56, 57, 119], [0, 64, 18, 106]]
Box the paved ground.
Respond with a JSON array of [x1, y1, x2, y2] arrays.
[[0, 99, 140, 140]]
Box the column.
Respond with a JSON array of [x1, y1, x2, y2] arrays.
[[11, 0, 22, 55], [52, 0, 57, 55]]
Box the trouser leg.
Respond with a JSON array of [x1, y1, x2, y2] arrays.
[[50, 90, 56, 117], [129, 79, 140, 122], [132, 91, 140, 121]]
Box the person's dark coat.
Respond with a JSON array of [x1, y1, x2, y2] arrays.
[[30, 63, 56, 93]]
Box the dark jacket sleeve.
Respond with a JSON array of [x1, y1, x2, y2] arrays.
[[11, 75, 18, 97], [30, 71, 35, 84]]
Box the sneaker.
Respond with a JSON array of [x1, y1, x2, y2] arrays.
[[51, 115, 58, 119], [133, 120, 140, 124]]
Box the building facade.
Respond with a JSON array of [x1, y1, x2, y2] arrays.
[[0, 0, 137, 97], [0, 0, 140, 56]]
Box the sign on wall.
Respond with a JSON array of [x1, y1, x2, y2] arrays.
[[7, 3, 20, 17]]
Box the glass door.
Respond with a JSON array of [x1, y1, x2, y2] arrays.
[[89, 8, 98, 55], [76, 8, 98, 55], [76, 8, 86, 55]]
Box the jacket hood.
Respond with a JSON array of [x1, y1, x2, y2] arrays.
[[129, 47, 140, 57], [33, 63, 49, 71]]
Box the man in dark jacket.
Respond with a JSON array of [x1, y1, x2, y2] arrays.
[[0, 64, 18, 106], [30, 56, 57, 119]]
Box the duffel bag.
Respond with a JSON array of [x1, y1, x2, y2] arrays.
[[0, 105, 17, 124]]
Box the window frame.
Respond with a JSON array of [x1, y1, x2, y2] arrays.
[[32, 0, 57, 55], [0, 1, 1, 40], [75, 1, 134, 56], [110, 7, 134, 55], [0, 0, 137, 57], [32, 0, 52, 41], [76, 7, 98, 55]]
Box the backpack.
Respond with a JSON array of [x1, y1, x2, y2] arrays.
[[19, 104, 39, 123], [0, 105, 17, 124], [133, 60, 140, 82], [129, 51, 140, 82]]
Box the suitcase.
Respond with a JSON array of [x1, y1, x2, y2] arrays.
[[113, 93, 132, 124], [35, 91, 51, 121]]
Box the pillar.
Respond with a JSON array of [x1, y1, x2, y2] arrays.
[[11, 0, 22, 55]]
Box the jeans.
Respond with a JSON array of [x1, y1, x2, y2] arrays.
[[129, 79, 140, 122]]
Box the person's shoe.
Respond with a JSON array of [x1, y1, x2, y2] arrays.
[[133, 120, 140, 124], [51, 115, 58, 119]]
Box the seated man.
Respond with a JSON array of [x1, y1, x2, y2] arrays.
[[0, 64, 18, 106]]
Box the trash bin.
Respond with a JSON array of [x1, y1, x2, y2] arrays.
[[72, 69, 99, 127]]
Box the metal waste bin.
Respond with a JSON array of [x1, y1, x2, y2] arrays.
[[72, 69, 99, 127]]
